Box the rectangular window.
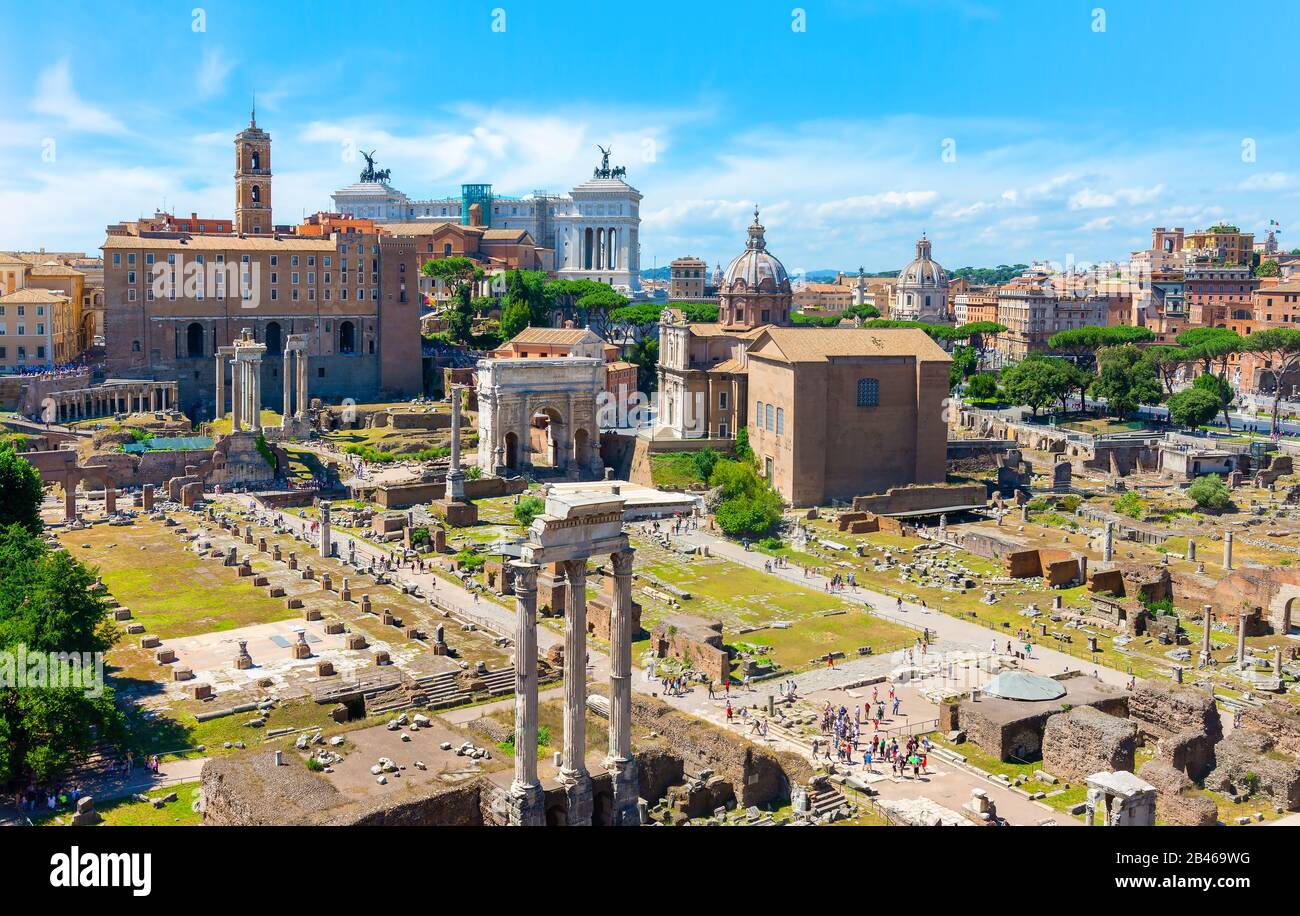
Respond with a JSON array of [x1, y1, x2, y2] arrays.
[[765, 403, 774, 431], [756, 401, 764, 428], [857, 378, 880, 407], [719, 391, 728, 410], [776, 407, 784, 435]]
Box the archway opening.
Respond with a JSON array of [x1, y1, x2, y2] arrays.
[[266, 321, 282, 355], [503, 431, 519, 470], [186, 322, 204, 358], [338, 320, 355, 354], [530, 406, 565, 468], [574, 427, 592, 468]]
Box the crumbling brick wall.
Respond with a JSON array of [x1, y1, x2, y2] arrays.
[[630, 693, 811, 808], [1206, 730, 1300, 811], [1128, 683, 1223, 743], [1239, 699, 1300, 759], [1138, 760, 1218, 826], [1041, 706, 1136, 781]]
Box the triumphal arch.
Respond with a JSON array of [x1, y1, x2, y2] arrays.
[[475, 357, 604, 478], [506, 488, 637, 826]]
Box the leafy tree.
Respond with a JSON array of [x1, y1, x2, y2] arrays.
[[627, 337, 658, 395], [513, 496, 545, 528], [421, 257, 484, 345], [1187, 474, 1232, 511], [503, 269, 555, 328], [1177, 327, 1242, 382], [949, 345, 978, 388], [951, 264, 1030, 286], [691, 447, 720, 481], [842, 303, 881, 321], [708, 459, 782, 538], [1091, 344, 1163, 419], [1166, 386, 1221, 429], [1255, 259, 1281, 278], [1000, 356, 1073, 416], [965, 372, 1000, 401], [608, 302, 663, 344], [792, 312, 843, 328], [0, 445, 42, 534], [1192, 371, 1235, 431], [0, 524, 124, 782], [1244, 327, 1300, 436], [546, 278, 607, 322], [1145, 345, 1190, 396], [1113, 491, 1144, 520], [576, 287, 628, 339], [1048, 325, 1155, 366], [733, 426, 753, 462], [499, 296, 532, 341]]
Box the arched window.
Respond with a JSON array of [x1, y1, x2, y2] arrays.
[[251, 184, 261, 203], [265, 321, 282, 355], [338, 320, 355, 354], [186, 322, 204, 358], [856, 377, 879, 407], [250, 148, 260, 171]]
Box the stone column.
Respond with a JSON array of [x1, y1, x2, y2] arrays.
[[607, 548, 638, 825], [1102, 521, 1114, 563], [1201, 604, 1213, 662], [447, 385, 465, 501], [319, 500, 332, 559], [214, 354, 225, 420], [250, 358, 262, 433], [1224, 531, 1234, 570], [507, 562, 544, 826], [64, 482, 77, 521], [1186, 539, 1196, 562], [560, 557, 592, 825], [297, 349, 308, 418], [1237, 612, 1248, 668], [231, 357, 243, 430], [103, 481, 116, 515], [282, 349, 293, 419]]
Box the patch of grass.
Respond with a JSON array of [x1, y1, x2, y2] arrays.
[[39, 782, 202, 827]]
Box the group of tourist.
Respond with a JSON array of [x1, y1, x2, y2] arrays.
[[823, 572, 858, 593], [17, 783, 82, 815]]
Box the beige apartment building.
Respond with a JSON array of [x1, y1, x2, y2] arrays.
[[0, 287, 77, 370]]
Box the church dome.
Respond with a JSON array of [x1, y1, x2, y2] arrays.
[[898, 235, 948, 290], [723, 208, 790, 290]]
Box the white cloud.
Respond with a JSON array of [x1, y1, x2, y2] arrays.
[[30, 60, 125, 135], [196, 48, 236, 100]]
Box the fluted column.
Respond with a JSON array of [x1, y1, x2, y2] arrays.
[[230, 358, 243, 430], [607, 547, 638, 825], [282, 349, 293, 420], [561, 557, 592, 825], [215, 357, 225, 421], [250, 359, 262, 433], [507, 561, 545, 825], [296, 349, 308, 418]]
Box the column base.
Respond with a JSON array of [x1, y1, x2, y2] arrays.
[[559, 768, 593, 826], [506, 781, 545, 826], [606, 756, 640, 826]]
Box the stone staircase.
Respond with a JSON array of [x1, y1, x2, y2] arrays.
[[807, 780, 849, 820], [363, 666, 518, 716]]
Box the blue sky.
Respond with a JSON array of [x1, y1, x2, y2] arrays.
[[2, 0, 1297, 274]]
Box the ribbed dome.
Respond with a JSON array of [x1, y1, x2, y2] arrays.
[[898, 235, 948, 290], [723, 207, 790, 289]]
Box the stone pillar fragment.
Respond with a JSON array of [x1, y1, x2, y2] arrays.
[[1224, 531, 1233, 570], [560, 557, 592, 826], [507, 562, 544, 826], [606, 548, 639, 825], [319, 500, 332, 559]]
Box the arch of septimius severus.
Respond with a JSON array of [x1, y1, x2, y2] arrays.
[[506, 488, 637, 826]]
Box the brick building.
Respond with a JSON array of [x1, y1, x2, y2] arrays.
[[745, 327, 951, 507]]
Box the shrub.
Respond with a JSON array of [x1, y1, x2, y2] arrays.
[[455, 549, 484, 573], [691, 447, 720, 482], [409, 527, 431, 547], [1187, 474, 1231, 511], [1114, 491, 1144, 520], [734, 426, 753, 462], [513, 495, 545, 528], [758, 536, 782, 551], [306, 757, 325, 772]]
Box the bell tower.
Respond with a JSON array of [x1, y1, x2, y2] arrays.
[[234, 107, 272, 235]]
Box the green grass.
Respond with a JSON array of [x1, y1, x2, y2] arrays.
[[38, 782, 202, 827], [59, 521, 295, 638], [650, 452, 706, 489]]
